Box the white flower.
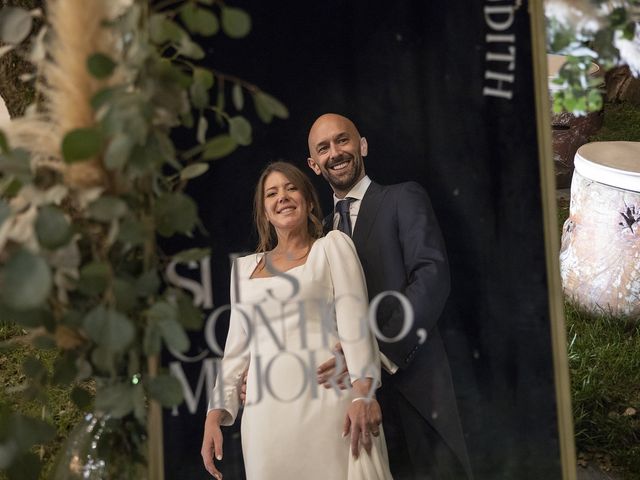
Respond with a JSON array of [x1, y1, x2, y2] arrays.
[[614, 25, 640, 76], [545, 0, 603, 33]]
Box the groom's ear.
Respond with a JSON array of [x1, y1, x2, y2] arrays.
[[307, 157, 321, 175], [360, 137, 369, 157]]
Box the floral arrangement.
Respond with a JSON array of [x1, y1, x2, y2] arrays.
[[0, 0, 287, 478], [545, 0, 640, 113]]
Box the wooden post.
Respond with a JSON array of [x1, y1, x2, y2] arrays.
[[148, 355, 165, 480]]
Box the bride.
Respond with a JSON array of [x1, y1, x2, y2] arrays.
[[200, 162, 393, 479]]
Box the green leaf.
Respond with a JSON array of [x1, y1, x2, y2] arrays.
[[181, 111, 194, 129], [52, 353, 78, 385], [0, 129, 9, 153], [178, 37, 205, 59], [232, 83, 244, 111], [0, 199, 10, 228], [11, 414, 55, 450], [70, 386, 93, 410], [32, 335, 56, 350], [83, 305, 135, 352], [622, 21, 636, 41], [135, 270, 160, 297], [0, 7, 33, 45], [0, 148, 32, 181], [117, 215, 145, 246], [87, 196, 128, 222], [173, 247, 211, 262], [254, 93, 273, 123], [2, 178, 22, 197], [0, 304, 52, 328], [196, 9, 219, 36], [215, 84, 225, 126], [202, 134, 237, 160], [148, 301, 190, 352], [143, 319, 162, 356], [62, 128, 103, 163], [228, 115, 252, 146], [95, 382, 134, 418], [154, 193, 198, 237], [194, 68, 214, 89], [90, 86, 119, 110], [160, 316, 190, 353], [91, 345, 115, 374], [197, 116, 208, 144], [177, 292, 203, 330], [35, 205, 71, 250], [154, 131, 177, 165], [180, 3, 200, 33], [190, 81, 209, 110], [0, 250, 52, 310], [609, 7, 627, 28], [6, 452, 40, 480], [148, 374, 184, 407], [87, 53, 116, 79], [181, 4, 219, 36], [254, 91, 289, 121], [147, 300, 177, 324], [77, 262, 110, 296], [104, 133, 134, 170], [149, 14, 184, 44], [180, 162, 209, 180], [22, 356, 45, 380], [221, 6, 251, 39], [113, 277, 137, 312]]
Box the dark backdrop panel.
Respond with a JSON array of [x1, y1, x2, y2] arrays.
[[162, 2, 563, 479]]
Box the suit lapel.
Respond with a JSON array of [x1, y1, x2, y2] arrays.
[[352, 182, 384, 250]]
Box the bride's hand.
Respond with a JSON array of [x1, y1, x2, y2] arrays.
[[201, 410, 225, 479], [343, 379, 382, 459]]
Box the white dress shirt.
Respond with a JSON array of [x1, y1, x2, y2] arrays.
[[332, 175, 399, 374]]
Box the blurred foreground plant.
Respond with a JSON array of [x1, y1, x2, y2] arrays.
[[545, 0, 640, 114], [0, 1, 287, 478]]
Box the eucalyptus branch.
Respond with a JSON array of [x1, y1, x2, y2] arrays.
[[212, 69, 261, 94], [182, 143, 206, 160], [152, 0, 186, 12]]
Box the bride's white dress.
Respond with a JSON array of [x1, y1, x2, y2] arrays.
[[209, 231, 393, 479]]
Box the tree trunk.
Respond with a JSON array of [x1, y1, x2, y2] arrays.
[[606, 65, 640, 104]]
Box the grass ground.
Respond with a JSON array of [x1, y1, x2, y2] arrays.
[[566, 304, 640, 478], [590, 102, 640, 142]]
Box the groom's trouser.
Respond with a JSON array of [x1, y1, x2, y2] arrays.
[[378, 382, 467, 480]]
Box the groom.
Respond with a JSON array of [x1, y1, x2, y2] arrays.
[[308, 114, 472, 480]]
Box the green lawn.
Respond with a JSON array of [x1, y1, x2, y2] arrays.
[[590, 102, 640, 143], [565, 303, 640, 477]]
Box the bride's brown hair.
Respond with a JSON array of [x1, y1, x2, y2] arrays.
[[254, 161, 324, 253]]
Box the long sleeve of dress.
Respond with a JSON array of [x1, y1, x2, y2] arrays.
[[208, 259, 251, 425], [322, 231, 381, 387]]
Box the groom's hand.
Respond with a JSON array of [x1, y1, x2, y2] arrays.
[[317, 342, 350, 389]]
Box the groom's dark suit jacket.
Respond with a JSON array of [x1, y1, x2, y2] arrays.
[[326, 180, 471, 479]]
